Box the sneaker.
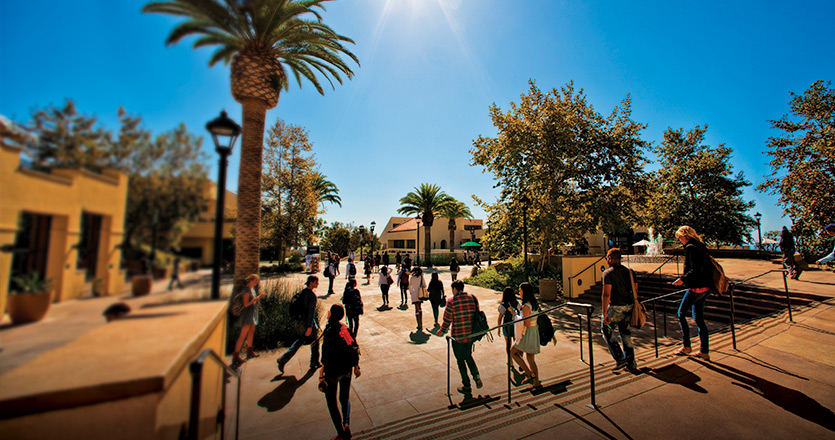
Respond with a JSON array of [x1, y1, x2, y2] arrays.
[[457, 386, 472, 395], [626, 363, 639, 373], [613, 360, 629, 371], [475, 377, 483, 389], [277, 359, 285, 374]]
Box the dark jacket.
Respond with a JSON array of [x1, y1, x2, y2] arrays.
[[321, 323, 359, 378], [300, 288, 317, 328], [681, 240, 714, 289], [427, 279, 445, 304], [779, 227, 795, 252]]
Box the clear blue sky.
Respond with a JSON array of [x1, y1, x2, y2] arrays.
[[2, 0, 833, 239]]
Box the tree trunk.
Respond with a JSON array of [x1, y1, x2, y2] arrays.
[[449, 218, 456, 253], [424, 226, 432, 267], [234, 98, 268, 294]]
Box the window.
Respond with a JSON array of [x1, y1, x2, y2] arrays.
[[440, 240, 447, 249], [407, 240, 416, 249], [393, 240, 405, 248]]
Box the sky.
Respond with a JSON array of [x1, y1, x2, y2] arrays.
[[2, 0, 834, 240]]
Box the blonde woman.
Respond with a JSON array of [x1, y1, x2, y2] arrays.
[[409, 267, 427, 332], [233, 274, 265, 364], [672, 226, 713, 360]]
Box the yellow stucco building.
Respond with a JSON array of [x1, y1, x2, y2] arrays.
[[178, 181, 236, 266], [1, 120, 128, 314], [378, 216, 486, 256]]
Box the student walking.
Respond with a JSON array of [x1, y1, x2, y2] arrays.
[[397, 267, 410, 309], [779, 226, 801, 279], [342, 280, 363, 337], [511, 282, 541, 387], [383, 251, 390, 267], [600, 248, 639, 371], [326, 257, 338, 295], [449, 257, 460, 282], [232, 274, 265, 365], [320, 304, 361, 440], [363, 254, 373, 284], [168, 257, 183, 290], [672, 226, 713, 361], [435, 280, 482, 395], [496, 287, 518, 358], [277, 275, 322, 373], [378, 266, 393, 308], [346, 258, 357, 281], [403, 253, 412, 271], [395, 251, 402, 269], [409, 267, 427, 332], [427, 272, 446, 328]]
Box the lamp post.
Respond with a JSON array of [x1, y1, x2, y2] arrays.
[[415, 215, 421, 267], [358, 225, 365, 260], [206, 110, 241, 300], [754, 212, 763, 250], [370, 221, 376, 254], [486, 220, 492, 266], [520, 195, 530, 276]]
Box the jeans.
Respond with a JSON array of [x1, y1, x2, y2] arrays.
[[324, 374, 352, 437], [782, 250, 799, 275], [328, 276, 335, 294], [451, 340, 479, 389], [346, 314, 359, 336], [278, 323, 320, 367], [678, 289, 710, 353], [601, 304, 635, 367]]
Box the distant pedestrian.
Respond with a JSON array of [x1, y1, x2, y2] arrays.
[[374, 252, 381, 270], [349, 250, 355, 261], [320, 304, 361, 440], [435, 280, 482, 395], [449, 257, 460, 281], [395, 251, 402, 269], [383, 251, 390, 267], [326, 257, 339, 295], [815, 224, 835, 265], [277, 275, 322, 374], [600, 248, 639, 372], [342, 279, 363, 337], [378, 266, 393, 308], [780, 226, 801, 279], [496, 287, 518, 358], [511, 282, 541, 387], [409, 267, 427, 332], [397, 267, 410, 308], [364, 254, 373, 283], [403, 253, 413, 271], [346, 258, 357, 281], [168, 256, 183, 290], [233, 274, 265, 364], [427, 272, 445, 328], [672, 226, 713, 361]]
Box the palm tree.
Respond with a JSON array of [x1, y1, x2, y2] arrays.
[[440, 200, 473, 253], [397, 184, 454, 267], [144, 0, 358, 291], [312, 171, 341, 208]]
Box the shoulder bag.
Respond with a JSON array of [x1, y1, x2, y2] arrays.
[[628, 270, 647, 329]]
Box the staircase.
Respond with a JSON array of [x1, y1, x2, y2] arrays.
[[584, 274, 829, 324]]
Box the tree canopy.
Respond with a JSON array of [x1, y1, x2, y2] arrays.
[[759, 80, 835, 257]]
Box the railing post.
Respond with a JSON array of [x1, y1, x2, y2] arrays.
[[652, 301, 658, 358], [188, 361, 203, 440], [782, 270, 793, 322], [507, 340, 512, 404], [586, 305, 596, 408], [662, 300, 668, 337], [729, 283, 737, 351], [446, 336, 452, 406], [578, 314, 584, 362]]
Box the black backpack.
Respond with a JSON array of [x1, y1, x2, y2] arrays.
[[349, 263, 357, 276], [324, 325, 360, 375], [289, 290, 308, 321], [323, 265, 330, 278], [537, 313, 555, 346], [343, 289, 363, 315]]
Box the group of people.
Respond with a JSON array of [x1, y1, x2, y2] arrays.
[[780, 223, 835, 280]]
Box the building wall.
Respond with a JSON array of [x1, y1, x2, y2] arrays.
[[0, 144, 128, 313], [179, 182, 236, 266], [379, 216, 485, 256]]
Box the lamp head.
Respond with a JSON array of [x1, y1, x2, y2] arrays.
[[206, 110, 241, 155]]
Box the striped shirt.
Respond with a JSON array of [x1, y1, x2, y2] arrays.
[[439, 292, 479, 343]]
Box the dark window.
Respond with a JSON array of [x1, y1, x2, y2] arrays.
[[9, 212, 52, 292], [440, 240, 447, 249], [407, 240, 416, 249], [393, 240, 405, 248], [77, 212, 103, 281]]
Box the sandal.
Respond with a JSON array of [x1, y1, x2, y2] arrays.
[[673, 347, 692, 356], [695, 352, 711, 361]]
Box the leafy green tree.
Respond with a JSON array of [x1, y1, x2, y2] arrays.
[[759, 80, 835, 258], [320, 222, 352, 257], [144, 0, 358, 292], [22, 100, 108, 169], [261, 119, 318, 263], [397, 184, 454, 267], [313, 171, 342, 209], [645, 125, 756, 245], [471, 80, 650, 254], [440, 199, 473, 252]]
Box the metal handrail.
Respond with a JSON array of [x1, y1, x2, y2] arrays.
[[640, 255, 681, 281], [640, 288, 688, 358], [445, 301, 597, 408], [567, 256, 607, 298], [188, 348, 242, 440]]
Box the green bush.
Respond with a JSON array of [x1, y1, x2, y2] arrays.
[[464, 256, 562, 296], [259, 262, 304, 274], [226, 278, 322, 353]]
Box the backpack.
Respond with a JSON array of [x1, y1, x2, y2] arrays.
[[343, 289, 363, 316], [349, 263, 357, 276], [289, 290, 308, 321], [537, 313, 555, 346], [329, 325, 360, 372], [323, 265, 330, 278], [709, 256, 730, 295], [470, 297, 492, 343], [230, 290, 245, 316]]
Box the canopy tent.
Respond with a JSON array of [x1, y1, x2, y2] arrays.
[[460, 241, 482, 248], [761, 238, 779, 245], [633, 239, 652, 246]]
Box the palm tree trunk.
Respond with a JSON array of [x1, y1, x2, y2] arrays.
[[424, 227, 432, 267], [234, 98, 268, 294], [449, 218, 455, 254]]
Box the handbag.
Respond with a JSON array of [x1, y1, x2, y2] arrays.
[[628, 270, 647, 329], [439, 294, 447, 308], [418, 279, 429, 300]]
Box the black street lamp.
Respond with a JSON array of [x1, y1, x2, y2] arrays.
[[754, 212, 763, 250], [370, 221, 376, 254], [415, 215, 421, 266], [206, 110, 241, 300], [358, 225, 366, 260], [520, 195, 530, 276]]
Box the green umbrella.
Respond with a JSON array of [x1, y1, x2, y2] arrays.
[[460, 241, 482, 247]]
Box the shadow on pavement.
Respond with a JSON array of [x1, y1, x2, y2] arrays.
[[645, 363, 707, 393], [696, 359, 835, 432], [409, 331, 431, 344], [731, 351, 809, 380], [553, 403, 622, 440], [258, 369, 316, 412]]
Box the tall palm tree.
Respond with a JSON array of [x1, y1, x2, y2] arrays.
[[440, 200, 473, 253], [398, 184, 454, 267], [144, 0, 358, 291], [312, 171, 341, 208]]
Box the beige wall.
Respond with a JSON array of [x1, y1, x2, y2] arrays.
[[379, 216, 486, 255], [562, 255, 608, 298], [179, 182, 236, 265], [0, 144, 128, 313]]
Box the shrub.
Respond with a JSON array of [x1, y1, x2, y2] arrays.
[[464, 256, 562, 297], [226, 278, 322, 353]]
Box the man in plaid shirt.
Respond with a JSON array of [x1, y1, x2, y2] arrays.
[[435, 280, 482, 394]]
